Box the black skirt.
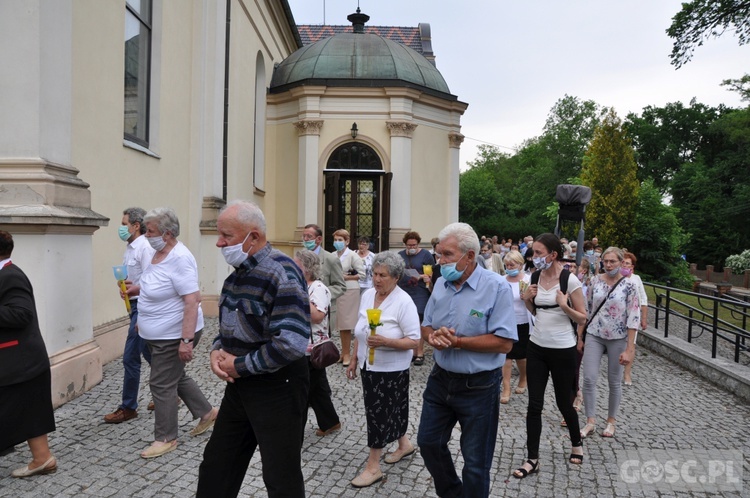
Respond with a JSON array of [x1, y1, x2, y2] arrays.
[[0, 369, 56, 450], [360, 368, 409, 449], [507, 322, 530, 360]]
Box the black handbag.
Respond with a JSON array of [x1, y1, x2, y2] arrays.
[[309, 303, 339, 369]]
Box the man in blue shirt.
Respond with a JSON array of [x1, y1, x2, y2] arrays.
[[418, 222, 517, 498]]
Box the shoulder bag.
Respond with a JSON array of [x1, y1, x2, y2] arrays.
[[581, 276, 626, 343]]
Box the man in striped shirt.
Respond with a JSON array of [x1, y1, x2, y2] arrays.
[[197, 200, 310, 498]]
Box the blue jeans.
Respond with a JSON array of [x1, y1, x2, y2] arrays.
[[121, 301, 151, 410], [417, 365, 501, 498]]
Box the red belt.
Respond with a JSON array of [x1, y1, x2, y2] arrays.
[[0, 340, 19, 349]]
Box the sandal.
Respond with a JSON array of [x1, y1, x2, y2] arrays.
[[514, 386, 527, 394], [580, 423, 596, 438], [573, 392, 583, 412], [500, 394, 510, 404], [560, 417, 567, 427], [513, 459, 540, 479], [413, 356, 424, 366], [602, 422, 616, 438], [569, 445, 584, 465]]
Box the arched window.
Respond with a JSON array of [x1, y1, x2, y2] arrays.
[[326, 142, 382, 170]]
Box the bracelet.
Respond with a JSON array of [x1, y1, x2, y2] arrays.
[[455, 337, 462, 349]]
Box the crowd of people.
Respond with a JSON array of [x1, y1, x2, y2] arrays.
[[1, 208, 650, 497]]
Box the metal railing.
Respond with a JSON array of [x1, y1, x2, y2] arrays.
[[644, 282, 750, 363]]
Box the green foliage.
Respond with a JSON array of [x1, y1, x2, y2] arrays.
[[721, 73, 750, 102], [670, 107, 750, 267], [627, 180, 689, 284], [725, 249, 750, 274], [667, 0, 750, 68], [580, 110, 640, 248], [625, 101, 728, 194]]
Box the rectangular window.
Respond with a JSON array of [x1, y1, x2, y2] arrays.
[[124, 0, 152, 146]]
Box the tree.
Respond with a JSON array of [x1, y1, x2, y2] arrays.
[[541, 95, 608, 180], [628, 180, 691, 287], [671, 106, 750, 267], [580, 110, 640, 248], [625, 101, 729, 194], [667, 0, 750, 68], [722, 73, 750, 101]]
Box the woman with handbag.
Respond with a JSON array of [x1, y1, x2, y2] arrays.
[[294, 249, 342, 437], [513, 233, 588, 479], [579, 247, 640, 439], [346, 251, 420, 488], [333, 229, 366, 366]]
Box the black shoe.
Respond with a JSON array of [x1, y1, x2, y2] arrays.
[[513, 459, 540, 479]]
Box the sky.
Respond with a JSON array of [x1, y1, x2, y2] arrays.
[[285, 0, 748, 170]]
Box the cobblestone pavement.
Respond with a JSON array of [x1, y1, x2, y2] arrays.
[[1, 318, 748, 497]]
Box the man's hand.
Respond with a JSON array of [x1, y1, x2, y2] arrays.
[[427, 326, 455, 350], [210, 349, 238, 383]]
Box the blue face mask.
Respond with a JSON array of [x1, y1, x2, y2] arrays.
[[440, 253, 467, 282], [333, 240, 346, 251], [118, 225, 132, 242], [303, 239, 317, 251], [585, 250, 594, 256], [506, 269, 519, 277]]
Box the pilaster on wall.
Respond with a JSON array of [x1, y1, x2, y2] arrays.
[[448, 132, 464, 223], [294, 120, 324, 229], [0, 2, 108, 407], [386, 121, 417, 241]]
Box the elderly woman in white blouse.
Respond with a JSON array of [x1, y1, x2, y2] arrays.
[[346, 251, 420, 488], [134, 207, 217, 459]]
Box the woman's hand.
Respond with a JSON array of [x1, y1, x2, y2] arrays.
[[555, 289, 568, 307], [366, 334, 389, 349], [523, 284, 538, 302], [577, 337, 584, 353], [346, 359, 357, 380], [178, 341, 193, 363], [619, 348, 635, 366]]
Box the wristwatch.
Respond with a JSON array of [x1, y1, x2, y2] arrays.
[[181, 337, 194, 344]]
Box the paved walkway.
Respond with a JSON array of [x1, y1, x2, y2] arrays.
[[1, 317, 747, 497]]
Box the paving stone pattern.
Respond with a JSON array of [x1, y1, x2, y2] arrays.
[[1, 317, 748, 497]]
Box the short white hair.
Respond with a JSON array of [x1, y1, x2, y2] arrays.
[[438, 222, 480, 256], [222, 200, 267, 235]]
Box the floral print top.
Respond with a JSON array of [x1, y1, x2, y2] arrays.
[[586, 275, 641, 340]]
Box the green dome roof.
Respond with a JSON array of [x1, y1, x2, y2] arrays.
[[270, 33, 454, 99]]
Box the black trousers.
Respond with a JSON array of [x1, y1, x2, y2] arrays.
[[197, 357, 310, 498], [525, 341, 582, 459], [307, 360, 340, 432]]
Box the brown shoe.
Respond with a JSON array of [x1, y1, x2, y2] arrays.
[[104, 408, 137, 424], [315, 422, 342, 437], [147, 401, 155, 411]]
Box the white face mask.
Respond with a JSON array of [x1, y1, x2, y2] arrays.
[[222, 231, 252, 267], [147, 235, 166, 252]]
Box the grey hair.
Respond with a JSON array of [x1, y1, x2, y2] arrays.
[[143, 207, 180, 237], [603, 246, 624, 261], [122, 207, 147, 234], [295, 249, 321, 281], [372, 251, 405, 280], [438, 222, 480, 256], [223, 200, 267, 235]]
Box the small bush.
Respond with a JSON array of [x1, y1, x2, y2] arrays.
[[725, 249, 750, 275]]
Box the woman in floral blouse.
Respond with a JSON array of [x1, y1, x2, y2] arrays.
[[578, 247, 640, 439]]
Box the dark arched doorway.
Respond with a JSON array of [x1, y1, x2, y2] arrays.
[[324, 142, 391, 252]]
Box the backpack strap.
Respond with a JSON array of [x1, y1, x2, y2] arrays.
[[532, 268, 571, 310]]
